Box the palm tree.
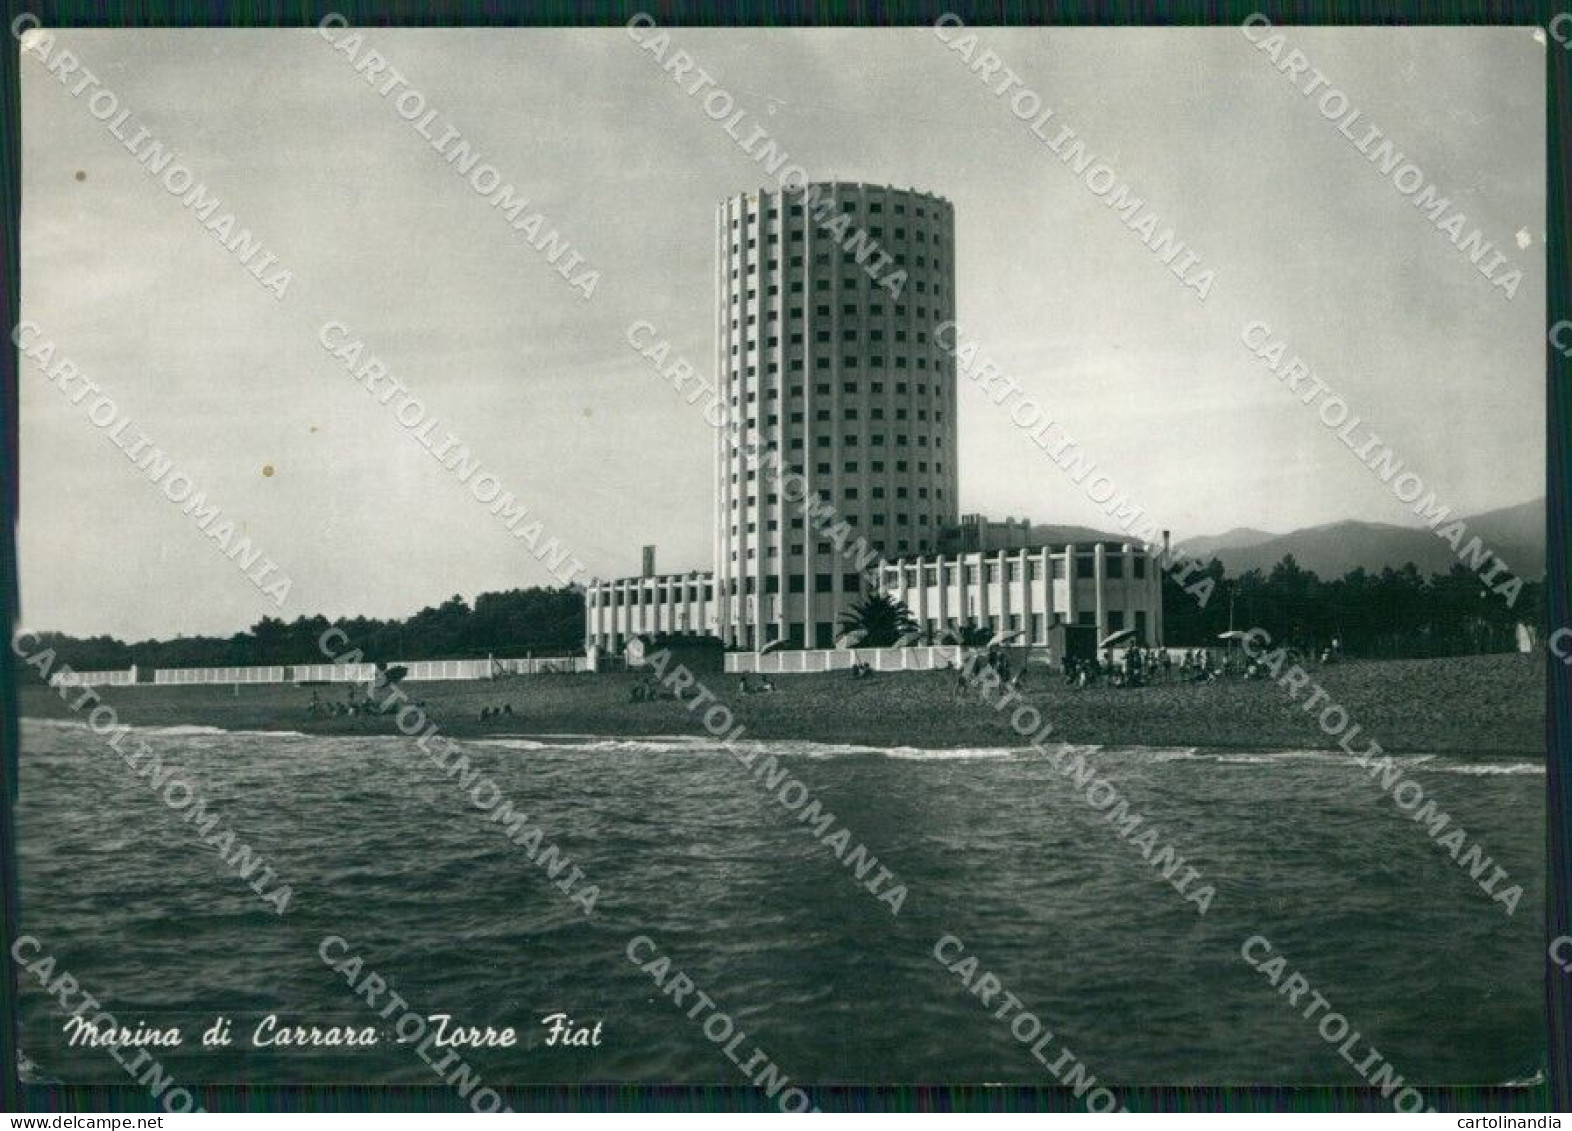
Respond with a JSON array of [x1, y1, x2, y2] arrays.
[[837, 592, 919, 647], [953, 621, 995, 647]]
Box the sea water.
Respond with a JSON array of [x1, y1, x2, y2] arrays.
[[13, 721, 1545, 1086]]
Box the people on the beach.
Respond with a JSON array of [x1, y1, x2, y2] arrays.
[[1046, 644, 1275, 689], [631, 677, 671, 702]]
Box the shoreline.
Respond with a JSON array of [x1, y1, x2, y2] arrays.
[[17, 652, 1545, 758], [20, 715, 1544, 762]]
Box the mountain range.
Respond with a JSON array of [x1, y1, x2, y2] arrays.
[[1029, 496, 1545, 580]]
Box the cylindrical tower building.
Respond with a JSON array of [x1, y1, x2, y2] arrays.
[[713, 183, 958, 650]]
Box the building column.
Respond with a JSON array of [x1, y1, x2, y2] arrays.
[[1151, 548, 1164, 647], [936, 558, 949, 633], [958, 555, 971, 632], [1038, 548, 1053, 641], [1063, 544, 1077, 627], [1018, 548, 1033, 644], [1093, 543, 1107, 641], [976, 554, 989, 630], [996, 550, 1010, 635]]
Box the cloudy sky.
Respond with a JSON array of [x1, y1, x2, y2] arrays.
[[17, 25, 1545, 639]]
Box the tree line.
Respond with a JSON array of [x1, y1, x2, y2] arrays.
[[28, 587, 586, 675], [1162, 556, 1542, 658], [24, 555, 1543, 678]]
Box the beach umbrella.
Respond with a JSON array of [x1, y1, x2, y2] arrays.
[[1099, 627, 1137, 649], [759, 637, 789, 654], [835, 629, 868, 649], [1217, 630, 1250, 660], [989, 629, 1026, 647], [893, 631, 924, 647]]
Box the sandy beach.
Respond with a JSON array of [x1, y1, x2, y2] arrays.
[[18, 652, 1544, 756]]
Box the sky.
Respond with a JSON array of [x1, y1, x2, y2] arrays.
[[16, 25, 1546, 639]]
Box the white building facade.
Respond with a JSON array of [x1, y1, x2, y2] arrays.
[[584, 538, 1164, 653], [584, 183, 1163, 656], [878, 542, 1164, 647]]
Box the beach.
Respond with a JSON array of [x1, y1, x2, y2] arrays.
[[18, 652, 1544, 756]]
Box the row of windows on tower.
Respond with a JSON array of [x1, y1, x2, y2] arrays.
[[735, 222, 941, 245], [731, 323, 937, 350], [731, 482, 944, 509], [728, 459, 947, 484], [730, 511, 934, 537], [731, 431, 945, 452], [729, 196, 945, 226], [728, 407, 943, 428], [728, 245, 946, 271], [729, 346, 945, 369], [731, 300, 946, 323], [729, 380, 944, 402], [726, 271, 946, 298]]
